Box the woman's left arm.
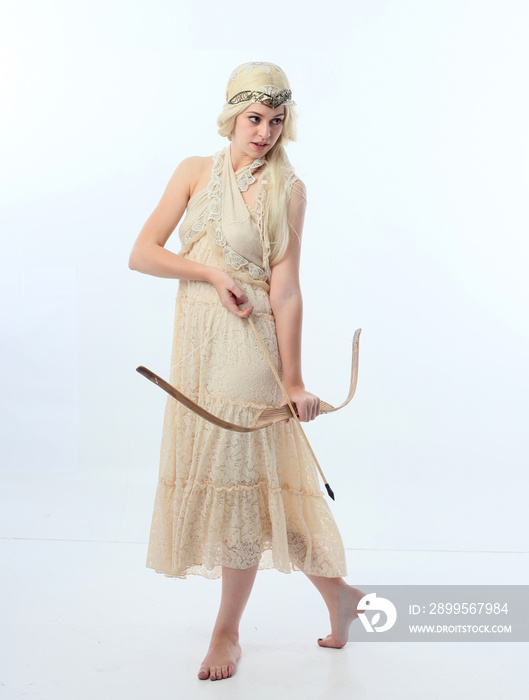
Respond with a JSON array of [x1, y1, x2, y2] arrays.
[[269, 180, 321, 422]]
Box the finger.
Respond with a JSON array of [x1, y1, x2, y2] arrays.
[[297, 403, 307, 422], [238, 305, 253, 317], [307, 397, 319, 421], [224, 296, 242, 316], [222, 289, 250, 317], [230, 284, 248, 305]]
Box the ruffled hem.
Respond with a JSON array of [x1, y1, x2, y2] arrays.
[[145, 476, 347, 580], [147, 549, 304, 580]]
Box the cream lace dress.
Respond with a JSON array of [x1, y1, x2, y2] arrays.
[[145, 144, 347, 579]]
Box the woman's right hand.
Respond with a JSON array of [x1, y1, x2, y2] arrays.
[[209, 269, 253, 317]]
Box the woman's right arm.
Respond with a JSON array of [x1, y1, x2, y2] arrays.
[[128, 157, 253, 317], [129, 156, 208, 280]]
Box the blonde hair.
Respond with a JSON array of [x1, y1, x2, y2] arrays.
[[217, 62, 300, 266]]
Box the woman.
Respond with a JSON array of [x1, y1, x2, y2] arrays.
[[129, 61, 364, 681]]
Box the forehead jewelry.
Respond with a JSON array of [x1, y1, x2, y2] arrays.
[[227, 89, 293, 109]]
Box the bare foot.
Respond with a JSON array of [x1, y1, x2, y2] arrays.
[[317, 585, 366, 649], [197, 633, 242, 681]]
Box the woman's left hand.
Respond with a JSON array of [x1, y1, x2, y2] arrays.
[[280, 386, 321, 423]]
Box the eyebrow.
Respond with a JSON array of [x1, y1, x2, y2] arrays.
[[246, 111, 285, 117]]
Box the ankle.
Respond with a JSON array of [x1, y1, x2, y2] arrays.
[[210, 627, 240, 644]]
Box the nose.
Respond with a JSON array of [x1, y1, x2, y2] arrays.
[[258, 121, 271, 140]]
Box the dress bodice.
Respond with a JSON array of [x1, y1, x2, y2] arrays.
[[178, 146, 270, 285]]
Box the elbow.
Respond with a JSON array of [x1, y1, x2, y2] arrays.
[[128, 241, 164, 272], [269, 294, 283, 312], [128, 244, 145, 271], [270, 288, 302, 313]]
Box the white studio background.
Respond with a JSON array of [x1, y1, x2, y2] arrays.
[[1, 0, 528, 556]]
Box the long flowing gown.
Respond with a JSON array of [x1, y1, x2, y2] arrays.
[[145, 144, 348, 579]]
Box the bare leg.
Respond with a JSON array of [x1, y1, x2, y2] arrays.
[[304, 573, 365, 648], [198, 562, 259, 681]]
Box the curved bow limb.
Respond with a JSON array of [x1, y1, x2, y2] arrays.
[[136, 366, 269, 433], [250, 327, 361, 428], [136, 328, 361, 433]]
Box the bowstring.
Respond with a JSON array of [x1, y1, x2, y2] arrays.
[[170, 328, 220, 371]]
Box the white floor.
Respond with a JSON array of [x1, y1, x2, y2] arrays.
[[1, 472, 528, 699]]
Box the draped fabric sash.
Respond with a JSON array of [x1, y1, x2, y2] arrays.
[[178, 145, 271, 287]]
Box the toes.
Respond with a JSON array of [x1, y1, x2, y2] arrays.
[[317, 635, 346, 649], [199, 656, 237, 681], [208, 664, 233, 681], [210, 666, 222, 681]]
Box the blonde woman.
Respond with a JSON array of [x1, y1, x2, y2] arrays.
[[129, 61, 364, 681]]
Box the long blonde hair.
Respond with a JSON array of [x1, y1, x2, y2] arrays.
[[217, 62, 300, 266]]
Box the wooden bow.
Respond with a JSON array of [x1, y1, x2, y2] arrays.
[[137, 326, 361, 500], [136, 328, 360, 433]]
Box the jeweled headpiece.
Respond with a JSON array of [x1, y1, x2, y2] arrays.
[[225, 62, 295, 110], [228, 88, 293, 109]]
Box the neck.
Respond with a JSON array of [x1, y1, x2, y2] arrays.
[[229, 142, 261, 172]]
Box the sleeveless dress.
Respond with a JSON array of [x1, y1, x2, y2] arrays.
[[145, 144, 348, 579]]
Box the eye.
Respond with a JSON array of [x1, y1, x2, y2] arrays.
[[249, 116, 261, 123], [272, 117, 284, 125]]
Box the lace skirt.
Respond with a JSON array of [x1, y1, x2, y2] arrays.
[[145, 233, 347, 579]]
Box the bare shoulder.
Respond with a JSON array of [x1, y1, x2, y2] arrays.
[[174, 155, 211, 181], [182, 155, 216, 197], [166, 155, 214, 199], [282, 176, 307, 250], [179, 155, 213, 173], [288, 177, 307, 222], [290, 177, 307, 201]]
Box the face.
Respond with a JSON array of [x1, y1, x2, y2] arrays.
[[230, 102, 285, 162]]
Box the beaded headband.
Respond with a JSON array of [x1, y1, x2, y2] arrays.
[[227, 88, 294, 109]]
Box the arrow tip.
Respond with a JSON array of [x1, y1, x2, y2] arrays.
[[325, 483, 335, 501]]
